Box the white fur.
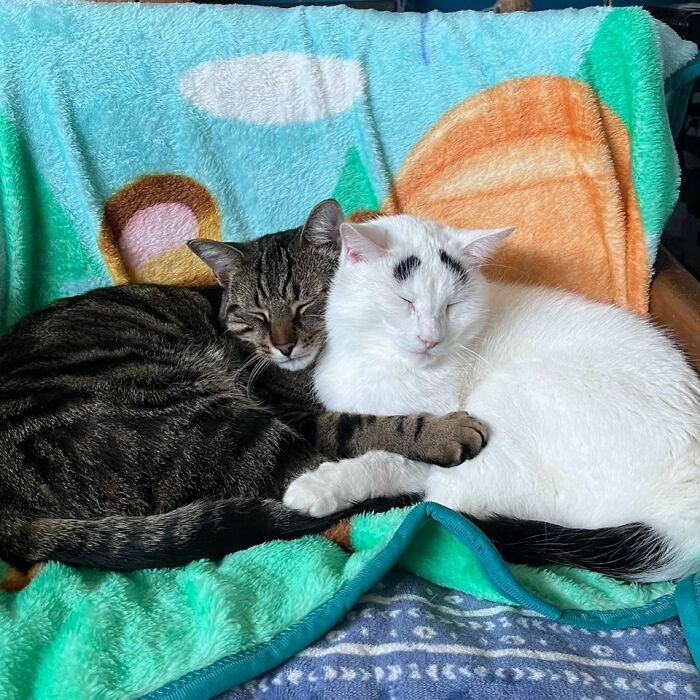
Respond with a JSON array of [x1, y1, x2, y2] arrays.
[[283, 215, 700, 582]]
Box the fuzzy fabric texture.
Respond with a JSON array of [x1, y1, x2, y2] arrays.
[[350, 509, 675, 611], [0, 508, 678, 699], [0, 2, 696, 328], [0, 2, 697, 697]]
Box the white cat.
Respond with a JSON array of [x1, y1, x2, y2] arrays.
[[283, 214, 700, 582]]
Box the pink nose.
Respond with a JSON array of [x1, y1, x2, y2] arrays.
[[419, 336, 441, 350]]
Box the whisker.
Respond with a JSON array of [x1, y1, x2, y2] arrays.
[[231, 353, 261, 381], [454, 344, 492, 369], [246, 356, 271, 396]]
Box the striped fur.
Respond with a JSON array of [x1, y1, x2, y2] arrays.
[[0, 201, 486, 570]]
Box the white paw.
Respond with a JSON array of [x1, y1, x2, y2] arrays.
[[283, 466, 349, 517]]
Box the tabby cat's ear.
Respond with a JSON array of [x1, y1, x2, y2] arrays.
[[187, 240, 244, 287], [302, 199, 344, 249], [457, 227, 515, 262], [339, 222, 388, 263]]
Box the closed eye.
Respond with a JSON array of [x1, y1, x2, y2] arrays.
[[249, 308, 270, 323], [399, 296, 415, 311], [228, 319, 253, 333], [290, 299, 317, 321], [293, 300, 315, 319]]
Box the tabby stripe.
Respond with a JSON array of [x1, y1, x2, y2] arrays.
[[413, 416, 424, 441], [105, 294, 182, 328], [0, 390, 85, 427], [255, 253, 268, 302], [83, 309, 185, 340], [5, 352, 176, 381], [281, 246, 292, 297], [337, 415, 362, 459]]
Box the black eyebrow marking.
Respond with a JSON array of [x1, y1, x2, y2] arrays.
[[393, 255, 421, 282], [439, 250, 467, 282]]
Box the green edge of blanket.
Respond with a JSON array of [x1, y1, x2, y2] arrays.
[[151, 503, 681, 700], [576, 7, 682, 260], [0, 111, 104, 331]]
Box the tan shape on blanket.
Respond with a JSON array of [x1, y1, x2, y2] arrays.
[[323, 520, 353, 551], [383, 76, 647, 313], [1, 564, 42, 593], [99, 174, 220, 286]]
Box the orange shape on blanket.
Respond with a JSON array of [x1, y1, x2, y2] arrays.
[[99, 174, 220, 286], [1, 564, 42, 593], [383, 77, 647, 313]]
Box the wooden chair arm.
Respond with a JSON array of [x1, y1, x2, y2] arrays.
[[649, 246, 700, 374]]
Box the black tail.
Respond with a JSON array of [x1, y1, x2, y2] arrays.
[[1, 496, 416, 571], [470, 516, 669, 581], [2, 500, 669, 580]]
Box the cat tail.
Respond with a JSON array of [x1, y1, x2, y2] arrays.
[[471, 516, 673, 582], [0, 496, 416, 571]]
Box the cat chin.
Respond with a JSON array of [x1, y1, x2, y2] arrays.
[[273, 346, 321, 372], [399, 347, 444, 368]]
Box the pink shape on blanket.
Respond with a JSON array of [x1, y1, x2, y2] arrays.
[[119, 202, 198, 270]]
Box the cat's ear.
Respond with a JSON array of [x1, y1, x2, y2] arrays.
[[187, 240, 244, 287], [458, 227, 515, 262], [302, 199, 345, 249], [339, 222, 388, 263]]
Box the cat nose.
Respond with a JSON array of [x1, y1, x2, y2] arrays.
[[274, 341, 295, 357], [419, 335, 441, 350]]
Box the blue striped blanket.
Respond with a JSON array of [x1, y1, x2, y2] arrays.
[[223, 572, 700, 699]]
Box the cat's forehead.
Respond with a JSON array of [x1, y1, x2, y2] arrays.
[[384, 219, 466, 285], [230, 228, 332, 300], [391, 245, 467, 290], [383, 215, 459, 253]]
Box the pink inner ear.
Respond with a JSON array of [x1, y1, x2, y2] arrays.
[[120, 203, 199, 270], [346, 247, 363, 263], [340, 222, 389, 263]]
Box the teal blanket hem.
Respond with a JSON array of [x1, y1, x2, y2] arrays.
[[676, 575, 700, 670], [149, 502, 684, 699]]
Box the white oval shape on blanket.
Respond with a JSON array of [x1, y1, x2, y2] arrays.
[[179, 53, 366, 125]]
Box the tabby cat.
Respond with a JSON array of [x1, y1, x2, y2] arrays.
[[0, 201, 486, 571]]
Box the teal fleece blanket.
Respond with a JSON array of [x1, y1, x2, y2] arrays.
[[0, 2, 699, 698]]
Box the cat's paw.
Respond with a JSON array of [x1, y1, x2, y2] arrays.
[[283, 465, 350, 517], [419, 412, 489, 466]]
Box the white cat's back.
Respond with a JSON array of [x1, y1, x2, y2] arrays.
[[435, 281, 700, 540], [473, 282, 699, 429], [305, 213, 700, 580]]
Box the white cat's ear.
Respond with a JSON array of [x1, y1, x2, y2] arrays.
[[303, 199, 344, 249], [187, 239, 244, 287], [458, 227, 515, 262], [339, 222, 389, 263]]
